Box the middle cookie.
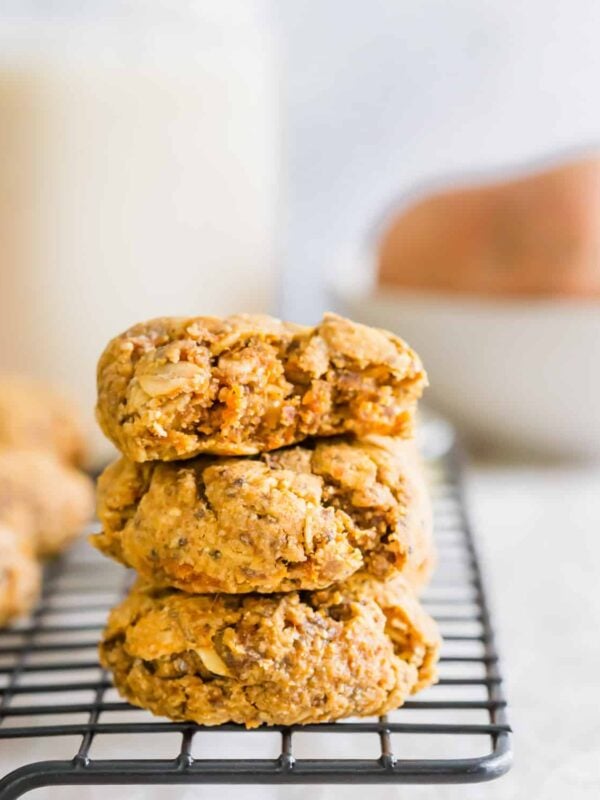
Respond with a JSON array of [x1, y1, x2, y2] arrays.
[[92, 436, 433, 594]]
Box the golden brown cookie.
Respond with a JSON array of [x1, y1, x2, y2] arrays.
[[96, 313, 426, 461], [0, 449, 94, 557], [0, 377, 87, 467], [0, 524, 41, 627], [100, 572, 440, 728], [92, 436, 434, 594]]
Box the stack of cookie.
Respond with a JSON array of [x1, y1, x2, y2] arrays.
[[92, 313, 441, 728]]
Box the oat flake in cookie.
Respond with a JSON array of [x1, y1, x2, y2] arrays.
[[96, 312, 427, 461]]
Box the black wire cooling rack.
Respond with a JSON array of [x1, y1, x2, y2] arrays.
[[0, 442, 512, 798]]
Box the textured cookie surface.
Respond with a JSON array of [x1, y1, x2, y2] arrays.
[[0, 524, 41, 627], [92, 437, 433, 594], [100, 572, 440, 728], [96, 313, 426, 461], [0, 449, 94, 557], [0, 377, 87, 467]]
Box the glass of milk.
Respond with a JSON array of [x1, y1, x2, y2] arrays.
[[0, 0, 279, 464]]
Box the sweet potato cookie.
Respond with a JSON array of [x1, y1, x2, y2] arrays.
[[0, 449, 94, 557], [0, 524, 41, 627], [100, 572, 440, 728], [92, 437, 433, 594], [96, 313, 426, 461], [0, 377, 87, 467]]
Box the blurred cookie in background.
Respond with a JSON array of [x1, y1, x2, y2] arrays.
[[0, 376, 87, 468], [0, 523, 41, 627], [0, 449, 94, 558]]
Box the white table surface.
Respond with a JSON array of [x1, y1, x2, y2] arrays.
[[4, 456, 600, 800]]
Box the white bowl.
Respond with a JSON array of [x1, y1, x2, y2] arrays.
[[333, 283, 600, 460]]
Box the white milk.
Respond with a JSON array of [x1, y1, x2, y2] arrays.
[[0, 2, 279, 463]]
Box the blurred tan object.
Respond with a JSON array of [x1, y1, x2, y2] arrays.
[[0, 449, 94, 557], [378, 155, 600, 298], [0, 377, 87, 467], [0, 2, 278, 465], [0, 524, 41, 627]]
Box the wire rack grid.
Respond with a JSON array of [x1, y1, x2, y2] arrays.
[[0, 445, 512, 798]]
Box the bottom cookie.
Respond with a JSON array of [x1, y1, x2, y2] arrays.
[[100, 572, 440, 728]]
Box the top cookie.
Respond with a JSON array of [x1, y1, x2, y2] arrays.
[[96, 313, 426, 461]]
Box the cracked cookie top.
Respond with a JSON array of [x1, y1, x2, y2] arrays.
[[96, 313, 426, 461]]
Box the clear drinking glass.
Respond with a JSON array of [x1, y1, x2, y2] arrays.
[[0, 0, 279, 462]]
